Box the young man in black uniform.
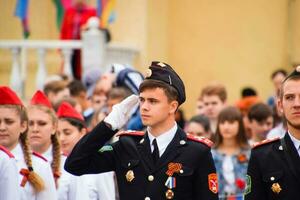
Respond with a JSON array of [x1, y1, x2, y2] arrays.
[[245, 67, 300, 200], [65, 61, 218, 200]]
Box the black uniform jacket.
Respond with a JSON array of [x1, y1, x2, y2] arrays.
[[65, 121, 218, 200], [245, 133, 300, 200]]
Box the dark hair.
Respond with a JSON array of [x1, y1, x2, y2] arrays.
[[189, 115, 210, 132], [139, 79, 178, 103], [248, 103, 273, 122], [279, 75, 300, 99], [68, 80, 86, 97], [214, 106, 249, 148], [271, 69, 287, 80], [241, 87, 257, 97], [60, 117, 86, 131]]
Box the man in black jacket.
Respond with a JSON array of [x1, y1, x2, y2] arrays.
[[245, 67, 300, 200], [65, 61, 218, 200]]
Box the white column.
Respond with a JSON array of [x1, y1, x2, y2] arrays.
[[10, 48, 22, 96], [36, 48, 47, 90], [61, 48, 73, 79], [81, 17, 106, 75]]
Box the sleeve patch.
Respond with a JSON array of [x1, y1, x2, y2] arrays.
[[208, 173, 218, 194], [98, 145, 113, 153], [244, 175, 251, 195]]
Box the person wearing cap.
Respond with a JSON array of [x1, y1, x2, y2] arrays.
[[27, 90, 81, 200], [0, 86, 57, 199], [57, 102, 117, 200], [0, 145, 20, 200], [245, 67, 300, 199], [65, 61, 219, 200]]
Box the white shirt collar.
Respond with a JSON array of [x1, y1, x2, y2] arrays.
[[43, 145, 53, 163], [147, 122, 178, 157], [288, 131, 300, 153]]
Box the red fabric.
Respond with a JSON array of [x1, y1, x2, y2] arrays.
[[60, 6, 97, 40], [0, 86, 23, 106], [60, 4, 96, 80], [30, 90, 52, 108], [57, 102, 84, 121], [20, 168, 30, 187], [32, 151, 48, 162], [0, 145, 14, 158]]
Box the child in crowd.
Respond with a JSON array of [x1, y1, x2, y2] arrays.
[[185, 114, 212, 139], [211, 106, 250, 199], [0, 86, 57, 199], [57, 102, 117, 200], [27, 90, 79, 199]]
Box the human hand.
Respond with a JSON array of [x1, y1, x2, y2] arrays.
[[104, 95, 139, 130]]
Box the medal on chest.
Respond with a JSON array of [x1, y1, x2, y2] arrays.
[[125, 170, 135, 182], [271, 182, 282, 194], [164, 162, 183, 199]]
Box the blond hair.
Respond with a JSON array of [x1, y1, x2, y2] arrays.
[[0, 105, 46, 192]]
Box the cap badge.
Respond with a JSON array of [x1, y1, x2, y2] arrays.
[[271, 183, 282, 194], [157, 62, 166, 67], [125, 170, 135, 182], [145, 69, 152, 78], [296, 65, 300, 72]]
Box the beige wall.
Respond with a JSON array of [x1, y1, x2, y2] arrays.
[[0, 0, 298, 118], [167, 0, 291, 117]]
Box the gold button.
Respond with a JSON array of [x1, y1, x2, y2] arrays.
[[148, 175, 154, 182]]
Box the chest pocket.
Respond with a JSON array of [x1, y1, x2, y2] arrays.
[[262, 171, 285, 198], [120, 159, 140, 184], [172, 166, 194, 191], [174, 166, 194, 177]]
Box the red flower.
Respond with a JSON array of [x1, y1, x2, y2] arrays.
[[235, 178, 246, 190], [237, 153, 247, 163]]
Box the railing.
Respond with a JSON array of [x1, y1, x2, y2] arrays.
[[0, 17, 139, 97]]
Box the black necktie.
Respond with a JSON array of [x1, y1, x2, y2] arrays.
[[152, 139, 159, 164]]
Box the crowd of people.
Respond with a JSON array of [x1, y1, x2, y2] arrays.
[[0, 60, 299, 200]]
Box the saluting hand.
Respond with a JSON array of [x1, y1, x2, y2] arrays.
[[104, 94, 139, 130]]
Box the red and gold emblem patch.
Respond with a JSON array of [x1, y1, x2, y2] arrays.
[[208, 173, 218, 194]]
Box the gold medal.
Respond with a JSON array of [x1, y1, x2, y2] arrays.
[[165, 189, 174, 199], [271, 183, 282, 194], [125, 170, 135, 182]]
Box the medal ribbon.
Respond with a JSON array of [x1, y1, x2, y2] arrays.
[[166, 162, 182, 176], [165, 177, 176, 189]]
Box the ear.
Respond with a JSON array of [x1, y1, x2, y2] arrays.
[[20, 121, 28, 134], [169, 100, 179, 114], [80, 128, 87, 138], [277, 97, 283, 115]]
